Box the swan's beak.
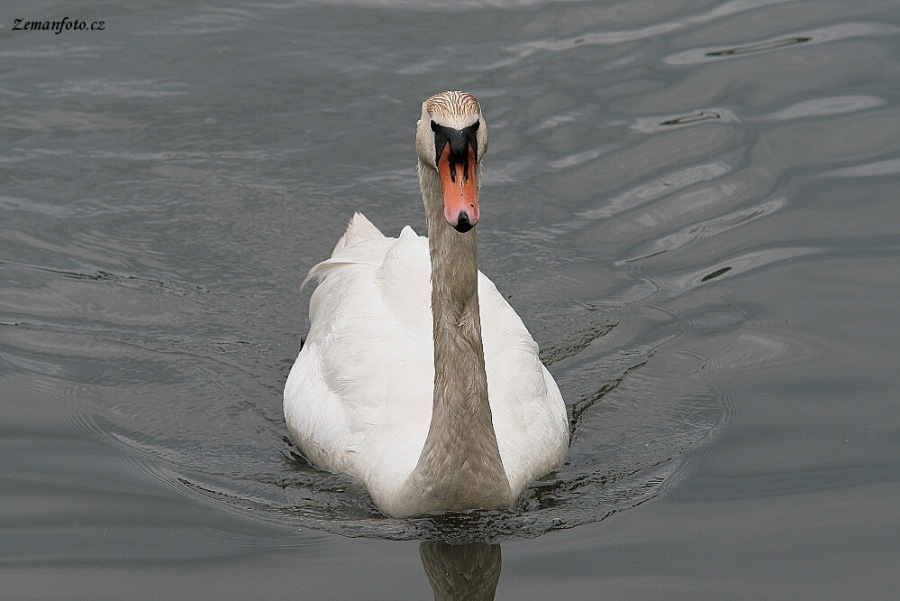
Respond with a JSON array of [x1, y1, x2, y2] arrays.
[[437, 143, 479, 233]]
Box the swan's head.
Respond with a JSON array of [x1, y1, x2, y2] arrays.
[[416, 91, 488, 233]]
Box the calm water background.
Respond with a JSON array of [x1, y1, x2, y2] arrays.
[[2, 0, 899, 598]]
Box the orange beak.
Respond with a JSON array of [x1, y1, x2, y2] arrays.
[[437, 143, 479, 232]]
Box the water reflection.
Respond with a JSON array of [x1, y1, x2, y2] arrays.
[[420, 541, 502, 601]]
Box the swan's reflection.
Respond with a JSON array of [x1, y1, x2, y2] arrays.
[[419, 541, 502, 601]]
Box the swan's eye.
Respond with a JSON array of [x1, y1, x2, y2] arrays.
[[471, 120, 480, 132], [430, 120, 438, 132]]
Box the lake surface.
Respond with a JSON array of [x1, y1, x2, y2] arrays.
[[2, 0, 899, 598]]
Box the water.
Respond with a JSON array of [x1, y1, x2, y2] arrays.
[[2, 0, 899, 598]]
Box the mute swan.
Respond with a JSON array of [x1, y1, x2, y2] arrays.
[[284, 91, 569, 517]]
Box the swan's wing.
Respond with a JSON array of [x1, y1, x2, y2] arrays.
[[302, 212, 387, 288], [330, 211, 386, 254], [285, 219, 435, 498], [478, 274, 569, 494]]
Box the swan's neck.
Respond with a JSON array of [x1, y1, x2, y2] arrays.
[[401, 161, 511, 514]]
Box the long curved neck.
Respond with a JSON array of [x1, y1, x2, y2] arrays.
[[401, 160, 511, 514]]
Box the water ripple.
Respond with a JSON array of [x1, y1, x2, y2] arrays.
[[617, 197, 787, 264], [761, 94, 886, 121], [666, 22, 900, 64], [578, 161, 733, 220], [820, 157, 900, 178], [484, 0, 802, 69], [650, 246, 823, 298]]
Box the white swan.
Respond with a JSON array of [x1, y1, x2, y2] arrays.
[[284, 91, 569, 517]]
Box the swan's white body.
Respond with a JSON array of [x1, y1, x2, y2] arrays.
[[284, 92, 568, 517]]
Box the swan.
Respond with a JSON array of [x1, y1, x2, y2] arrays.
[[284, 91, 569, 517]]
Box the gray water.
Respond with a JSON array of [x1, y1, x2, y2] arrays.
[[2, 0, 899, 598]]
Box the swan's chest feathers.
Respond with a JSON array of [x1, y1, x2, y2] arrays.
[[284, 220, 568, 507]]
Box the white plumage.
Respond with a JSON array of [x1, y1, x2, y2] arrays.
[[284, 92, 568, 517]]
